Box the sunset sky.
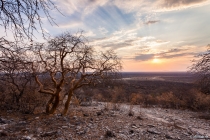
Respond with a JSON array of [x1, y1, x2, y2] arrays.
[[2, 0, 210, 72]]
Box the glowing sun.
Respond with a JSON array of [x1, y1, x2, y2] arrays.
[[152, 58, 161, 63]]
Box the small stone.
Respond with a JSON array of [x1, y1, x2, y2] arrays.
[[75, 121, 81, 125], [56, 114, 62, 117], [0, 118, 6, 124], [105, 130, 115, 138], [111, 114, 116, 117], [193, 134, 208, 139], [129, 129, 134, 134], [118, 134, 127, 139], [37, 128, 43, 133], [69, 125, 75, 127], [131, 124, 138, 129], [97, 112, 102, 116], [19, 121, 27, 125], [77, 128, 88, 135], [35, 117, 39, 120], [83, 113, 89, 117], [165, 134, 173, 139], [41, 131, 57, 137], [110, 111, 115, 114], [62, 126, 68, 129], [147, 129, 161, 135], [0, 130, 8, 137], [63, 117, 68, 121], [76, 126, 81, 130], [136, 116, 143, 120], [128, 111, 134, 116], [147, 124, 155, 127], [119, 130, 123, 133], [0, 124, 8, 129], [22, 136, 32, 140]]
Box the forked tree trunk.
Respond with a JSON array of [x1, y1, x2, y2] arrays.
[[46, 96, 55, 113], [62, 90, 73, 115], [49, 95, 60, 114], [46, 88, 62, 114]]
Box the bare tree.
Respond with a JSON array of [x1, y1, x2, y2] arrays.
[[31, 32, 122, 115], [0, 37, 35, 111], [0, 0, 58, 40], [190, 44, 210, 94]]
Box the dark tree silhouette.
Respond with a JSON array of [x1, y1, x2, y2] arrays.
[[0, 0, 58, 39], [28, 32, 122, 115], [0, 37, 35, 112], [191, 44, 210, 94]]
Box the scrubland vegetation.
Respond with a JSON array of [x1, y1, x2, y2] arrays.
[[74, 77, 210, 111], [0, 72, 210, 115], [1, 72, 210, 139]]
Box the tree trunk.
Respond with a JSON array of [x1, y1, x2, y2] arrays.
[[49, 95, 60, 114], [62, 90, 73, 115], [46, 87, 62, 114], [46, 96, 55, 114]]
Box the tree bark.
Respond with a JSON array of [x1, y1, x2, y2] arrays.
[[46, 87, 62, 114], [49, 94, 60, 114], [46, 96, 55, 114], [62, 89, 73, 115]]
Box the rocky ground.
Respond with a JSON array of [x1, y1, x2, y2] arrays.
[[0, 102, 210, 140]]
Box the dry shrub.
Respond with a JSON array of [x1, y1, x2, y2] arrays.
[[111, 86, 126, 103], [0, 79, 49, 114], [94, 93, 103, 101], [130, 93, 144, 105], [130, 93, 157, 107], [156, 90, 210, 111], [18, 91, 47, 114], [128, 90, 210, 111], [74, 94, 93, 106], [0, 88, 48, 114], [103, 102, 121, 111], [157, 92, 184, 109], [128, 105, 134, 116], [189, 91, 210, 111], [70, 95, 81, 107], [91, 89, 103, 101], [142, 94, 158, 107], [87, 86, 127, 103]]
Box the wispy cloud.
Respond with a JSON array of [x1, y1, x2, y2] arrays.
[[55, 0, 108, 15], [157, 48, 196, 59], [144, 20, 160, 25], [90, 29, 170, 51], [158, 0, 209, 10], [133, 46, 200, 61], [98, 27, 109, 35], [55, 0, 210, 20], [83, 30, 96, 37], [57, 21, 83, 29], [111, 0, 210, 14], [135, 54, 155, 61]]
